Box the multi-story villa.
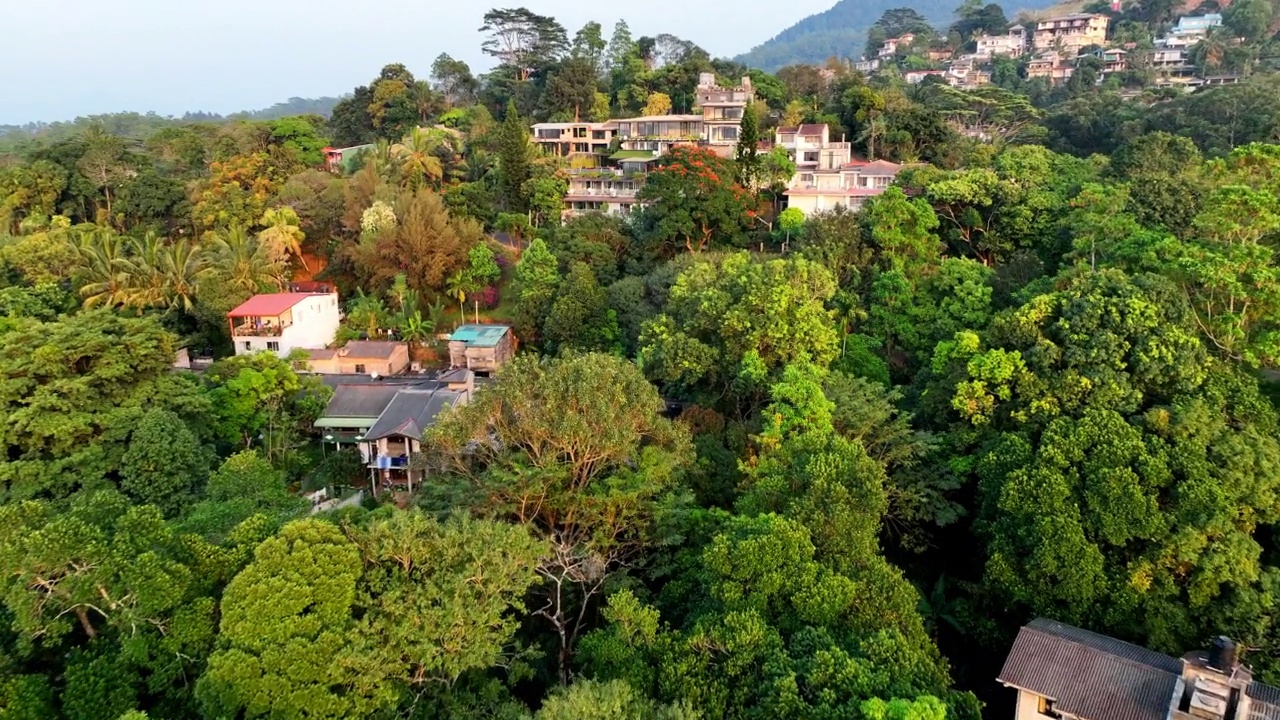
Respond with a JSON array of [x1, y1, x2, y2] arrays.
[[784, 159, 907, 215], [1027, 50, 1076, 84], [1163, 13, 1222, 47], [530, 121, 617, 166], [774, 124, 851, 173], [552, 73, 756, 218], [975, 25, 1030, 57], [1032, 13, 1110, 54]]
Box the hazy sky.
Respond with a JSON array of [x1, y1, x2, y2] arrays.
[[0, 0, 835, 125]]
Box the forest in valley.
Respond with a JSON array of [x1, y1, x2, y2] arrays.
[[3, 4, 1280, 719]]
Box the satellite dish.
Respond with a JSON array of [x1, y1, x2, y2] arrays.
[[371, 371, 381, 380]]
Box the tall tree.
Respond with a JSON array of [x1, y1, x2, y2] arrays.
[[496, 101, 533, 213], [480, 8, 570, 82], [420, 353, 693, 682], [735, 100, 762, 187]]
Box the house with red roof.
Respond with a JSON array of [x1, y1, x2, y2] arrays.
[[227, 289, 340, 357]]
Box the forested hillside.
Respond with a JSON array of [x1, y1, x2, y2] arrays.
[[3, 2, 1280, 719], [0, 96, 342, 147], [735, 0, 1060, 69]]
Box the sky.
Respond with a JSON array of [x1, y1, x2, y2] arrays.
[[0, 0, 836, 125]]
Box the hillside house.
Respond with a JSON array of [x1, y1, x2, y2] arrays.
[[1027, 51, 1076, 83], [784, 159, 906, 215], [306, 341, 410, 376], [975, 26, 1030, 57], [530, 121, 617, 166], [315, 370, 474, 493], [228, 290, 340, 357], [1032, 13, 1110, 54], [774, 124, 851, 173], [448, 324, 515, 374], [999, 618, 1280, 720], [878, 33, 916, 58]]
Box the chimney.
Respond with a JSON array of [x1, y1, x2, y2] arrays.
[[1178, 637, 1253, 720], [446, 369, 475, 399]]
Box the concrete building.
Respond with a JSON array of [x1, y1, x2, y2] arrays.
[[1032, 13, 1110, 54], [773, 124, 851, 174], [999, 618, 1280, 720], [1027, 51, 1076, 84], [695, 73, 754, 147], [447, 324, 515, 374], [784, 159, 906, 215], [228, 290, 340, 357], [1164, 13, 1222, 47], [878, 33, 917, 58], [306, 341, 410, 376], [975, 26, 1030, 57], [1095, 47, 1129, 73], [530, 121, 617, 166], [557, 73, 756, 218]]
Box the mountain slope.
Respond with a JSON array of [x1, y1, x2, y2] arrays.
[[735, 0, 1059, 71]]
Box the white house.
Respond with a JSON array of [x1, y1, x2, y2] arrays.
[[227, 290, 341, 357], [784, 159, 906, 214]]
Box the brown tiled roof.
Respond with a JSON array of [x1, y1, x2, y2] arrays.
[[998, 619, 1181, 720], [339, 341, 404, 360]]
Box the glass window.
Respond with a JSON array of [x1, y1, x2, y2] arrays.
[[267, 341, 280, 352], [243, 341, 252, 351], [355, 364, 367, 374]]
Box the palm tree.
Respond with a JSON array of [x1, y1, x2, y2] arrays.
[[210, 226, 288, 295], [1191, 27, 1229, 74], [390, 128, 445, 190], [75, 227, 129, 308], [157, 238, 211, 313], [445, 271, 472, 322], [116, 232, 169, 309], [258, 207, 308, 270]]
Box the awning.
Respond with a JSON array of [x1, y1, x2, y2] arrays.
[[313, 417, 378, 429]]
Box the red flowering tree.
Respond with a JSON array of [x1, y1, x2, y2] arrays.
[[637, 146, 755, 254]]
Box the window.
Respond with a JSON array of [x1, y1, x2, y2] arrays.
[[266, 341, 280, 352], [243, 341, 252, 351], [1037, 697, 1062, 718], [718, 127, 738, 141], [355, 364, 367, 374], [803, 151, 819, 163]]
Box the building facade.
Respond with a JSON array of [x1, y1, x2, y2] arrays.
[[1027, 51, 1076, 83], [975, 26, 1030, 57], [1032, 13, 1110, 54], [553, 73, 756, 218], [448, 324, 515, 374], [306, 341, 410, 376], [784, 159, 906, 215], [228, 290, 341, 357], [530, 121, 617, 166], [774, 124, 852, 173]]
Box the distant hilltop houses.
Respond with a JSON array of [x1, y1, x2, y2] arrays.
[[526, 73, 906, 221], [857, 10, 1237, 92]]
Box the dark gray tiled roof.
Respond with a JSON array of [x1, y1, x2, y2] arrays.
[[363, 387, 464, 441], [322, 384, 408, 419], [998, 619, 1181, 720]]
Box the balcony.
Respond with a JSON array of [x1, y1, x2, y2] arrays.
[[231, 321, 291, 337], [371, 454, 410, 469]]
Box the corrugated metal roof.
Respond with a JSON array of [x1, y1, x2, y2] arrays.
[[227, 293, 325, 318], [449, 324, 510, 348], [998, 619, 1181, 720]]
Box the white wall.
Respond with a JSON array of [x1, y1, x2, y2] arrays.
[[232, 293, 341, 357]]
